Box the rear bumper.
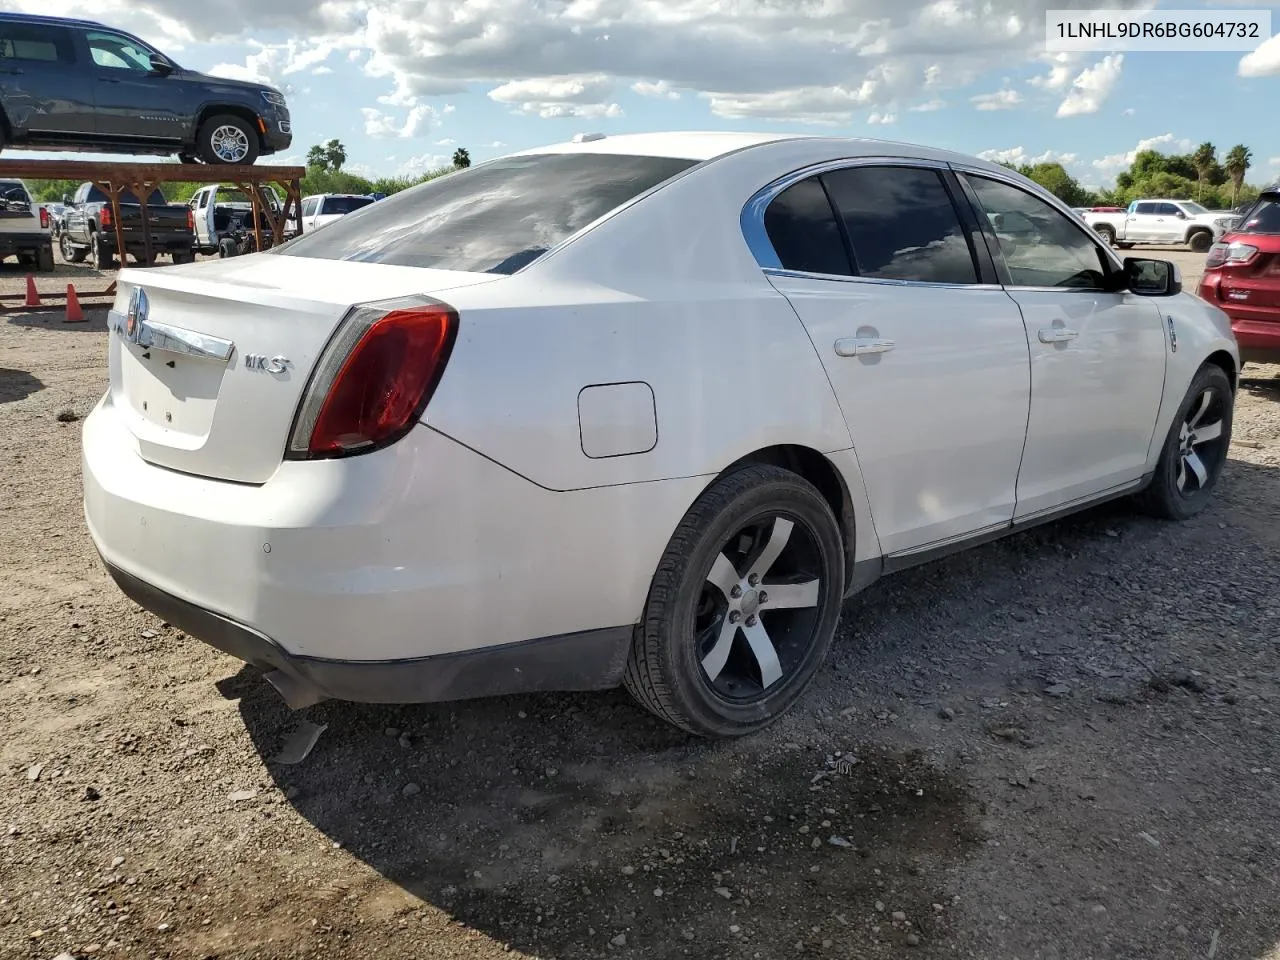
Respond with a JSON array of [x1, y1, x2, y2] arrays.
[[99, 231, 194, 254], [82, 393, 701, 669], [0, 231, 51, 254], [102, 559, 631, 704]]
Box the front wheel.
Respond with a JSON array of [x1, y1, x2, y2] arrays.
[[196, 114, 259, 165], [1134, 364, 1234, 521], [1188, 230, 1213, 253], [60, 232, 87, 264], [624, 464, 846, 738]]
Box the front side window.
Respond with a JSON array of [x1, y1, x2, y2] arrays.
[[85, 30, 153, 72], [762, 176, 852, 276], [1156, 202, 1181, 217], [278, 153, 698, 273], [965, 175, 1110, 289], [821, 166, 978, 285]]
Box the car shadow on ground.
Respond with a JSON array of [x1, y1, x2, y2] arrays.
[[0, 260, 108, 283], [224, 453, 1277, 959], [4, 306, 112, 333], [0, 366, 44, 403]]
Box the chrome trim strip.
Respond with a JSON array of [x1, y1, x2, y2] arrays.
[[110, 308, 235, 363], [762, 267, 1003, 292]]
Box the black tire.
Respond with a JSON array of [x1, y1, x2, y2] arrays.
[[172, 249, 196, 265], [1134, 364, 1234, 521], [59, 232, 86, 264], [624, 463, 846, 738], [91, 232, 114, 271], [1116, 241, 1134, 250], [1095, 224, 1116, 245], [196, 114, 259, 165], [1188, 230, 1213, 253], [35, 245, 54, 272]]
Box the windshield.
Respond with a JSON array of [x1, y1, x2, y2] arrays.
[[318, 196, 376, 216], [1233, 195, 1280, 235], [277, 153, 699, 274], [1178, 201, 1210, 215]]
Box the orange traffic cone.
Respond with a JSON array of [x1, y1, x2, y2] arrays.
[[24, 274, 41, 307], [63, 284, 85, 323]]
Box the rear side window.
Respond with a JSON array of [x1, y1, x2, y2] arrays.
[[278, 153, 698, 273], [763, 177, 852, 276], [1233, 195, 1280, 235], [0, 24, 73, 63], [319, 196, 375, 216], [821, 166, 978, 285]]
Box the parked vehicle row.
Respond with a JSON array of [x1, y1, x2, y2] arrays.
[[1081, 199, 1235, 253], [57, 182, 195, 268], [0, 12, 291, 165], [81, 132, 1239, 737]]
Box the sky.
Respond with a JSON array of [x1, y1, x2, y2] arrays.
[[13, 0, 1280, 190]]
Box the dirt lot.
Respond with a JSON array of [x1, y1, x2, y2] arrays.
[[2, 249, 1279, 960]]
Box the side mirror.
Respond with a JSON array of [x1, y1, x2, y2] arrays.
[[149, 53, 174, 75], [1124, 257, 1181, 297], [1174, 211, 1187, 220]]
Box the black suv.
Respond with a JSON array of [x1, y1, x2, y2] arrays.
[[0, 13, 291, 165]]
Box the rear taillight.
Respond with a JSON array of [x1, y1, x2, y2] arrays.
[[100, 205, 112, 228], [286, 297, 458, 459], [39, 207, 49, 229], [1205, 241, 1259, 268], [186, 209, 194, 233]]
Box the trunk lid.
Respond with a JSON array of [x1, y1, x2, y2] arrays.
[[108, 254, 499, 484]]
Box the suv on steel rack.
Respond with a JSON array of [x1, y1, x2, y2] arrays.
[[0, 12, 291, 165]]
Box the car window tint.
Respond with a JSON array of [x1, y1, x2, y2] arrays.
[[1156, 203, 1180, 216], [302, 198, 318, 217], [320, 196, 375, 216], [85, 31, 152, 71], [1234, 196, 1280, 235], [965, 176, 1109, 289], [0, 24, 72, 63], [277, 153, 698, 273], [1134, 202, 1157, 215], [0, 181, 30, 214], [820, 166, 977, 285], [762, 176, 852, 276]]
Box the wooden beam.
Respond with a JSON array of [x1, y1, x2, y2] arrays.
[[0, 158, 305, 182]]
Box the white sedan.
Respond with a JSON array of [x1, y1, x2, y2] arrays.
[[82, 132, 1239, 738]]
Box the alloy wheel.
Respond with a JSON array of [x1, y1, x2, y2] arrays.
[[211, 125, 250, 163], [1175, 386, 1228, 495], [694, 514, 825, 702]]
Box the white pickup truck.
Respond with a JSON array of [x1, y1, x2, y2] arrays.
[[1081, 199, 1235, 253]]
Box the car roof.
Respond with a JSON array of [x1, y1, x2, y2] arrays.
[[510, 130, 1026, 175], [0, 12, 106, 29]]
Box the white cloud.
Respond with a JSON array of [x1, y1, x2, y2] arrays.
[[867, 112, 896, 124], [490, 140, 508, 148], [909, 98, 946, 112], [972, 88, 1023, 110], [361, 104, 436, 139], [979, 146, 1079, 167], [1238, 34, 1280, 76], [313, 65, 333, 75], [1029, 52, 1077, 91], [1092, 133, 1195, 179], [400, 153, 454, 176], [1056, 55, 1123, 118], [632, 80, 681, 100], [488, 74, 623, 118], [1122, 107, 1136, 116], [435, 138, 457, 146]]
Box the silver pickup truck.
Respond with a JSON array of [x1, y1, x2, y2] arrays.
[[0, 178, 54, 271]]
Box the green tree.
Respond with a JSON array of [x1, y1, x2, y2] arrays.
[[1224, 144, 1253, 207], [1191, 142, 1217, 201], [452, 147, 471, 169], [305, 139, 348, 172]]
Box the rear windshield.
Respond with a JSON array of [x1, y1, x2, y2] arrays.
[[277, 153, 699, 274], [319, 196, 375, 216], [83, 185, 166, 206], [0, 181, 31, 210], [1233, 196, 1280, 235]]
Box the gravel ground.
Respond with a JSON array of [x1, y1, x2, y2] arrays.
[[2, 250, 1279, 960]]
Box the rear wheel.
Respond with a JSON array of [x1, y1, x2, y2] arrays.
[[624, 464, 846, 738], [1116, 241, 1134, 250], [196, 114, 259, 165], [1135, 364, 1233, 520], [1095, 224, 1116, 245], [91, 232, 113, 271], [172, 248, 196, 265], [35, 245, 54, 272]]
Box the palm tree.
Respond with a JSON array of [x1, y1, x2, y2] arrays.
[[305, 144, 327, 169], [1191, 142, 1217, 201], [323, 139, 347, 171], [452, 147, 471, 169], [1224, 144, 1253, 207]]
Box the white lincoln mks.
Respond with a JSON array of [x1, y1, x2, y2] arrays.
[[82, 132, 1238, 738]]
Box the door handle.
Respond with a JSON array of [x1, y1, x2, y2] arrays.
[[834, 337, 896, 357], [1038, 327, 1079, 343]]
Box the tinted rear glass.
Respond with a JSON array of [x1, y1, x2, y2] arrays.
[[277, 153, 698, 273], [1234, 196, 1280, 235], [84, 185, 165, 205], [319, 196, 375, 216]]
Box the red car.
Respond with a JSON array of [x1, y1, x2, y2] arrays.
[[1199, 187, 1280, 364]]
